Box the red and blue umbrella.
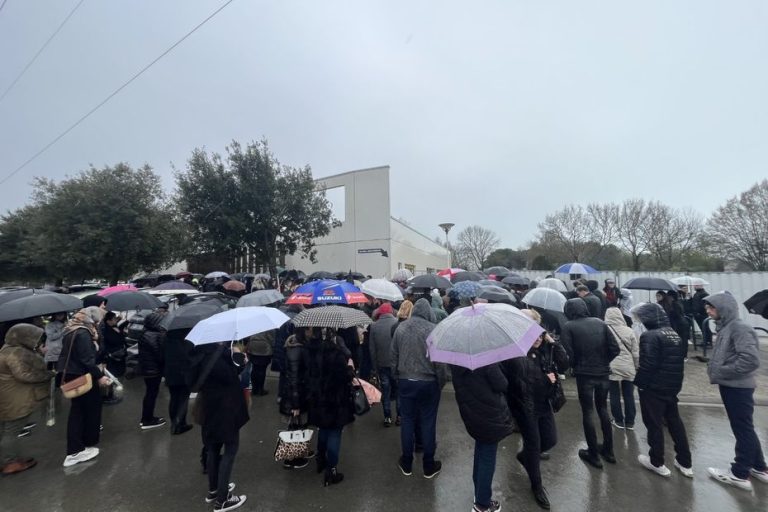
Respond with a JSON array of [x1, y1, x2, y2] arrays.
[[286, 280, 368, 305]]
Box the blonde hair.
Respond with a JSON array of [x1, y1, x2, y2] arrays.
[[397, 300, 414, 320], [521, 308, 542, 325]]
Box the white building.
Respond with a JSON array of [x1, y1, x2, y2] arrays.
[[284, 166, 449, 278]]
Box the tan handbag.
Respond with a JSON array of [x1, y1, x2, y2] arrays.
[[60, 331, 94, 399]]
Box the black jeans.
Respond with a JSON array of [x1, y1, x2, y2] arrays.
[[609, 380, 636, 426], [398, 379, 440, 470], [639, 390, 691, 468], [142, 376, 162, 423], [514, 406, 558, 489], [576, 376, 612, 456], [66, 383, 102, 455], [207, 434, 240, 503], [720, 386, 767, 479], [249, 355, 271, 394], [167, 384, 190, 428]]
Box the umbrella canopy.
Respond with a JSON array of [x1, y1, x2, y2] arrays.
[[478, 286, 517, 305], [0, 293, 83, 322], [391, 269, 413, 282], [186, 306, 290, 345], [537, 278, 568, 292], [521, 287, 567, 312], [99, 284, 138, 296], [555, 263, 598, 275], [152, 281, 197, 291], [437, 268, 466, 280], [278, 269, 306, 281], [104, 291, 163, 311], [744, 290, 768, 319], [253, 273, 271, 281], [307, 271, 336, 282], [501, 275, 531, 286], [427, 303, 544, 370], [478, 279, 500, 287], [291, 305, 372, 329], [0, 288, 55, 307], [205, 271, 230, 279], [622, 277, 678, 291], [286, 280, 368, 305], [451, 281, 483, 300], [360, 279, 404, 302], [222, 280, 246, 292], [484, 266, 510, 278], [161, 301, 229, 331], [237, 289, 285, 308], [335, 271, 366, 281], [671, 276, 711, 287], [452, 271, 485, 283], [175, 271, 193, 279], [409, 274, 452, 290]]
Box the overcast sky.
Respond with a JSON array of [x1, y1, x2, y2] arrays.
[[1, 1, 766, 248]]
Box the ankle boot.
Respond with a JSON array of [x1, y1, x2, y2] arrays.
[[323, 467, 344, 486]]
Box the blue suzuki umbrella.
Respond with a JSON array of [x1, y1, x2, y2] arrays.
[[286, 280, 368, 305], [555, 263, 598, 275]]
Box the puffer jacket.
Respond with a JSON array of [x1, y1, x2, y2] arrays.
[[705, 292, 760, 388], [632, 303, 686, 396], [44, 320, 65, 364], [451, 363, 514, 444], [605, 308, 639, 381], [138, 312, 165, 377], [282, 334, 311, 416], [561, 299, 620, 377], [0, 324, 52, 421]]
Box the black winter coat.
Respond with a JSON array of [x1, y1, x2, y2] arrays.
[[138, 313, 165, 378], [691, 289, 709, 324], [163, 329, 194, 387], [306, 341, 355, 430], [272, 305, 300, 373], [451, 363, 514, 444], [192, 344, 249, 444], [503, 342, 569, 416], [632, 303, 686, 397], [57, 328, 103, 382], [561, 299, 620, 378], [581, 293, 604, 319], [282, 335, 311, 416]]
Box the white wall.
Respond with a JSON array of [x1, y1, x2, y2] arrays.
[[390, 218, 450, 275]]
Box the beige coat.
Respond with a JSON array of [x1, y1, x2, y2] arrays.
[[0, 324, 53, 421], [605, 308, 640, 381]]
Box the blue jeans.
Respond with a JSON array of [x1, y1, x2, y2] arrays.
[[377, 367, 398, 419], [473, 441, 498, 508], [720, 386, 767, 479], [398, 379, 440, 470], [317, 428, 343, 468], [609, 379, 636, 426]]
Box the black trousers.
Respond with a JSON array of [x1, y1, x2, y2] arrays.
[[168, 384, 190, 428], [576, 376, 612, 456], [720, 386, 767, 479], [66, 383, 102, 455], [639, 390, 691, 468], [249, 355, 271, 393], [514, 406, 557, 489], [208, 434, 240, 504], [142, 376, 162, 423]]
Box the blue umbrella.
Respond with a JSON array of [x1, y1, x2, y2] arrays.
[[286, 279, 368, 305], [555, 263, 598, 274], [450, 281, 483, 301]]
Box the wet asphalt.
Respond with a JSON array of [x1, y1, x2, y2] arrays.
[[1, 377, 766, 512]]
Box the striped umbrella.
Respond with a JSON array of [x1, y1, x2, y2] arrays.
[[291, 305, 372, 329]]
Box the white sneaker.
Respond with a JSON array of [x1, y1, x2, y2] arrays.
[[674, 460, 693, 478], [708, 467, 753, 491], [749, 468, 768, 484], [62, 447, 99, 467], [638, 455, 671, 477]]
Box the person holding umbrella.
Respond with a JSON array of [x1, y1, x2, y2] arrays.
[[138, 312, 167, 430]]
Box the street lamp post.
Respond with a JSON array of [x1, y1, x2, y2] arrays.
[[438, 223, 454, 267]]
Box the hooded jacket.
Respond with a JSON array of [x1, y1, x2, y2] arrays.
[[391, 299, 442, 382], [138, 312, 165, 377], [451, 363, 514, 444], [632, 303, 686, 396], [580, 292, 604, 319], [705, 292, 760, 388], [691, 288, 709, 323], [0, 324, 53, 421], [561, 298, 620, 377], [44, 320, 65, 364], [283, 333, 311, 415], [369, 311, 398, 369], [605, 308, 639, 381]]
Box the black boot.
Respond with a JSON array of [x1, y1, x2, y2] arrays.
[[323, 467, 344, 487], [533, 486, 551, 510]]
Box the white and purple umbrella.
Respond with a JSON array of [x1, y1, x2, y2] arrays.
[[427, 303, 544, 370]]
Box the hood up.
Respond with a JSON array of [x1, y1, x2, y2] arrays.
[[3, 323, 44, 350], [412, 298, 436, 323], [564, 298, 589, 320], [703, 291, 739, 326], [632, 302, 670, 330], [604, 307, 627, 327]]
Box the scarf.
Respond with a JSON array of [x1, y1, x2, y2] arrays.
[[63, 307, 105, 342]]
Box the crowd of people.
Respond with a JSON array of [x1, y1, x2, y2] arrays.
[[0, 272, 766, 512]]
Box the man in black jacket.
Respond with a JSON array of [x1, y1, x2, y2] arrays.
[[633, 303, 692, 478], [561, 298, 620, 468], [138, 312, 166, 430], [587, 280, 608, 318], [575, 285, 603, 319]]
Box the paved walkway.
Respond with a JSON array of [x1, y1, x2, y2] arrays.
[[1, 377, 766, 512]]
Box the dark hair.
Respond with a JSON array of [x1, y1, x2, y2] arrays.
[[104, 311, 118, 322], [575, 285, 589, 293]]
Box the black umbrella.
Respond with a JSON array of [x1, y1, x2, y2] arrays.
[[153, 281, 197, 291], [105, 291, 163, 311], [160, 301, 228, 331], [478, 286, 516, 305], [0, 293, 83, 322], [484, 266, 510, 278], [0, 288, 55, 307], [452, 271, 485, 283], [307, 271, 336, 282], [502, 275, 530, 286], [409, 274, 452, 290], [744, 290, 768, 319], [335, 271, 366, 281], [622, 277, 677, 291]]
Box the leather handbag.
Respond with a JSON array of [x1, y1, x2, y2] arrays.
[[60, 332, 93, 399], [274, 419, 314, 462], [551, 379, 567, 413], [352, 380, 371, 416]]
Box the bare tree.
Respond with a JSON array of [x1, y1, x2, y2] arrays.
[[616, 199, 651, 270], [536, 205, 593, 262], [434, 236, 473, 270], [644, 202, 704, 269], [707, 180, 768, 270], [456, 225, 501, 270], [587, 202, 619, 253]]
